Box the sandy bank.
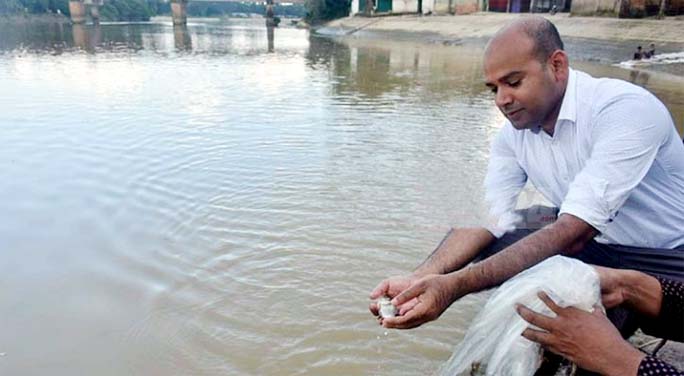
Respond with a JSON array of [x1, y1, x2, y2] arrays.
[[322, 13, 684, 44]]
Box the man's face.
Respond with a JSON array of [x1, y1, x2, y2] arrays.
[[483, 34, 561, 130]]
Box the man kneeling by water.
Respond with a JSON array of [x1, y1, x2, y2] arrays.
[[369, 15, 684, 374]]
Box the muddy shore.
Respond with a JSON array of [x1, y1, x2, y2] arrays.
[[320, 13, 684, 43], [317, 13, 684, 77]]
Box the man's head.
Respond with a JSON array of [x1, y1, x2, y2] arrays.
[[637, 45, 642, 51], [483, 16, 569, 132]]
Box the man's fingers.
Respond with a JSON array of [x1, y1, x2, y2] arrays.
[[392, 283, 423, 306], [383, 305, 427, 329], [398, 297, 419, 315], [369, 301, 379, 316], [370, 280, 389, 299], [537, 292, 563, 315], [521, 327, 553, 347], [516, 304, 555, 331]]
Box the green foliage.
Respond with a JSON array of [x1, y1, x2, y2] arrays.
[[305, 0, 349, 23], [100, 0, 151, 21], [1, 0, 154, 19], [1, 0, 303, 20], [0, 0, 67, 14], [0, 0, 23, 14], [184, 2, 305, 18]]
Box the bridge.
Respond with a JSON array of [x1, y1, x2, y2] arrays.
[[67, 0, 304, 24], [190, 0, 304, 2]]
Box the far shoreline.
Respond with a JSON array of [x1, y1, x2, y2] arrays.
[[316, 12, 684, 78], [319, 13, 684, 44]]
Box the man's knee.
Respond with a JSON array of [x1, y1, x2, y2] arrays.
[[514, 205, 558, 230]]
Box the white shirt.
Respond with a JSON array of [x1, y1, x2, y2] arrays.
[[485, 68, 684, 249]]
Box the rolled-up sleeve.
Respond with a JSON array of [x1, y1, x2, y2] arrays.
[[484, 127, 528, 237], [559, 94, 670, 233]]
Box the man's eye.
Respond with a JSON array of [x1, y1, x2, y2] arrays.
[[508, 80, 520, 87], [490, 87, 498, 94]]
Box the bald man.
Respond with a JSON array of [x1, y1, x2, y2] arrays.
[[369, 16, 684, 331]]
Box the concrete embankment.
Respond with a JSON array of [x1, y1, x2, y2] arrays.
[[319, 13, 684, 44]]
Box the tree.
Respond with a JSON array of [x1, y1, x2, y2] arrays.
[[305, 0, 349, 23], [656, 0, 667, 18]]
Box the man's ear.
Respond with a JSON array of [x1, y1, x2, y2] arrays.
[[548, 50, 569, 81]]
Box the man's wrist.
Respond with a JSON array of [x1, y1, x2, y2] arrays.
[[601, 342, 644, 376], [442, 268, 474, 302], [621, 270, 641, 307], [413, 265, 442, 278], [622, 270, 662, 317]]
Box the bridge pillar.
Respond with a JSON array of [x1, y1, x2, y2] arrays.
[[69, 0, 87, 24], [90, 5, 100, 23], [171, 0, 187, 25]]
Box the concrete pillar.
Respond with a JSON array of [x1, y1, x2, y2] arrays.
[[69, 0, 87, 24], [171, 1, 187, 25], [90, 5, 100, 24]]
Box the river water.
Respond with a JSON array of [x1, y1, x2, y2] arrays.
[[0, 18, 682, 375]]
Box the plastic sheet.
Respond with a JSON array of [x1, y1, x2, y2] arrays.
[[440, 256, 602, 376]]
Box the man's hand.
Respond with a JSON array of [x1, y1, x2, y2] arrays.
[[592, 266, 662, 318], [369, 275, 421, 318], [517, 292, 644, 376], [593, 266, 628, 309], [379, 274, 455, 329]]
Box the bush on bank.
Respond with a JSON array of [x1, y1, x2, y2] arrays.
[[0, 0, 70, 15], [305, 0, 350, 23]]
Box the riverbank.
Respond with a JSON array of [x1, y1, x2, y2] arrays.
[[320, 12, 684, 44], [318, 12, 684, 78]]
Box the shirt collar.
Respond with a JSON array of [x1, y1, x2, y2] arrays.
[[527, 68, 576, 136], [556, 68, 577, 123]]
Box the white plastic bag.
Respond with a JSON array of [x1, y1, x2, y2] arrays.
[[440, 256, 602, 376]]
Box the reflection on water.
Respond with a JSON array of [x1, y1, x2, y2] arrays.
[[0, 18, 683, 375], [267, 25, 275, 53], [629, 68, 650, 86], [173, 25, 192, 51]]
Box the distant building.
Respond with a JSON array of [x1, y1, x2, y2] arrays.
[[350, 0, 682, 16], [572, 0, 683, 17], [350, 0, 430, 15]]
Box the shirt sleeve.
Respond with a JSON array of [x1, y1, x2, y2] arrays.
[[638, 356, 684, 376], [558, 94, 671, 233], [484, 126, 528, 238]]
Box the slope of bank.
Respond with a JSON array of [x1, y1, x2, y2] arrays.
[[320, 13, 684, 44]]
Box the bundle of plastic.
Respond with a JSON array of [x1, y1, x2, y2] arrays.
[[440, 256, 602, 376]]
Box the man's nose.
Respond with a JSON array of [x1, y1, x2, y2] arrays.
[[495, 87, 513, 109]]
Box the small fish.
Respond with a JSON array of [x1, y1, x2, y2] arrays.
[[378, 296, 397, 318]]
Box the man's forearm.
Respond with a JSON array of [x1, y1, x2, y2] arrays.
[[413, 227, 495, 277], [445, 214, 595, 298], [621, 270, 662, 318]]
